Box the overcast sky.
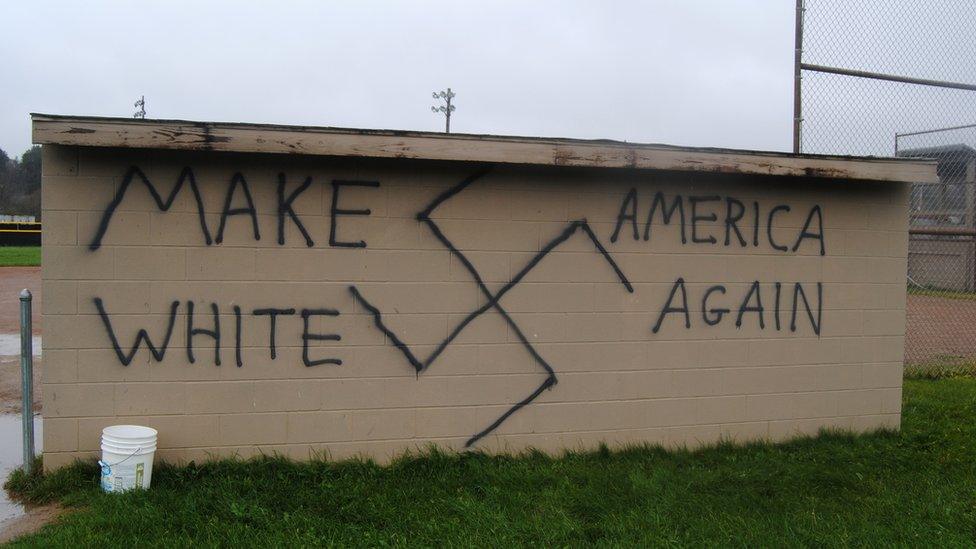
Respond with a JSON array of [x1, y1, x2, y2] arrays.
[[0, 1, 795, 157]]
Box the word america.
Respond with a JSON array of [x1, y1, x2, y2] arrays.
[[610, 188, 826, 255]]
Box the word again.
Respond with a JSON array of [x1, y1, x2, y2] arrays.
[[651, 279, 823, 335]]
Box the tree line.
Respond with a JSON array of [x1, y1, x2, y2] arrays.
[[0, 146, 41, 219]]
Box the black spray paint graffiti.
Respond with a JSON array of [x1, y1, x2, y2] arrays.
[[609, 188, 826, 335], [649, 279, 823, 334], [88, 165, 825, 447], [93, 298, 342, 368], [610, 188, 826, 255], [89, 166, 376, 250], [349, 168, 635, 447]]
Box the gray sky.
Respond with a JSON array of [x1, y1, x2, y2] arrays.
[[1, 1, 794, 157]]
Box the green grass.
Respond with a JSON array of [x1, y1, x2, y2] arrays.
[[905, 355, 976, 379], [6, 379, 976, 546], [907, 284, 976, 301], [0, 246, 40, 267]]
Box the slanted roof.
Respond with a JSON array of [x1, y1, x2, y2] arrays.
[[31, 113, 937, 184]]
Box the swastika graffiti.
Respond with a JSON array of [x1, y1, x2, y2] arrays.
[[349, 168, 635, 446]]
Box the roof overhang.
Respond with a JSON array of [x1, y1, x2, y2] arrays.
[[31, 114, 938, 184]]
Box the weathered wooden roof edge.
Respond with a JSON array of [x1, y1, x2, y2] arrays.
[[31, 113, 937, 184]]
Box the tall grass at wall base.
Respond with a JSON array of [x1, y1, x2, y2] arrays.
[[4, 379, 976, 546]]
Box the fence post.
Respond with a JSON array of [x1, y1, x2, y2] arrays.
[[20, 289, 34, 474], [792, 0, 804, 154]]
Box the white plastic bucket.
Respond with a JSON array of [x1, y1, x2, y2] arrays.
[[99, 425, 158, 493]]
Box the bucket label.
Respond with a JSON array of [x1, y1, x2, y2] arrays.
[[99, 454, 153, 492], [100, 463, 112, 492]]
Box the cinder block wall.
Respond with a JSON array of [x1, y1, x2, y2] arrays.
[[40, 144, 908, 469]]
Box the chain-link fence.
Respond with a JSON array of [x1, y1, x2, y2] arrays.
[[797, 0, 976, 375]]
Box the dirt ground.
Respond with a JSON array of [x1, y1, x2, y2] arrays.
[[0, 504, 63, 544], [905, 294, 976, 365], [0, 266, 42, 413], [0, 267, 40, 335]]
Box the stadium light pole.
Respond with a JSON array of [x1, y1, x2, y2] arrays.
[[431, 88, 456, 133], [133, 95, 146, 119]]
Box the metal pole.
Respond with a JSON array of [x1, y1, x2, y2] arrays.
[[896, 122, 976, 140], [800, 63, 976, 92], [896, 122, 976, 156], [20, 289, 34, 474], [909, 227, 976, 237], [431, 89, 456, 133], [792, 0, 804, 154], [445, 88, 452, 133]]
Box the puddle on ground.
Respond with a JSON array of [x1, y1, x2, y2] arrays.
[[0, 414, 42, 525], [0, 335, 41, 357]]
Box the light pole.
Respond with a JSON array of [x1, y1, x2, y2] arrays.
[[133, 95, 146, 119], [431, 88, 456, 133]]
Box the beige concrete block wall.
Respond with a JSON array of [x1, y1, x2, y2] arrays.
[[40, 144, 908, 469]]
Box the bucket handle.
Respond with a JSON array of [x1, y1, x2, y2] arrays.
[[98, 446, 143, 469]]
